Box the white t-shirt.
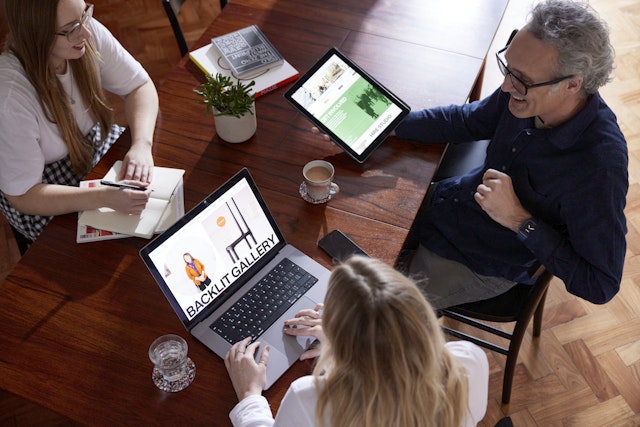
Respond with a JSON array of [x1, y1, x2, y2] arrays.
[[0, 18, 149, 196], [229, 340, 489, 427]]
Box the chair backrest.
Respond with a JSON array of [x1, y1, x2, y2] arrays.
[[162, 0, 189, 57], [161, 0, 228, 57], [396, 139, 490, 259], [432, 139, 490, 182]]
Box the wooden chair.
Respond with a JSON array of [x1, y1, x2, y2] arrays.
[[161, 0, 228, 57], [397, 139, 553, 404], [441, 268, 553, 404]]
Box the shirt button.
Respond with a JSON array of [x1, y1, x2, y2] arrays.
[[526, 130, 532, 136], [454, 198, 459, 203], [502, 165, 507, 171], [512, 147, 517, 152]]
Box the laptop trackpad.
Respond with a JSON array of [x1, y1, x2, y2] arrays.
[[260, 296, 318, 388]]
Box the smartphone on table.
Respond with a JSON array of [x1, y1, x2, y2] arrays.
[[318, 229, 368, 261]]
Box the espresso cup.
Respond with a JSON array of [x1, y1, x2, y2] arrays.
[[302, 160, 339, 203]]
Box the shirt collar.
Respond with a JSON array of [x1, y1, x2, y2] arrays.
[[536, 93, 599, 150]]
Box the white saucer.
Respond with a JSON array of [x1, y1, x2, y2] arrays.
[[299, 181, 339, 204]]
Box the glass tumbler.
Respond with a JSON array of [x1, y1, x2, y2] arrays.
[[148, 334, 195, 392]]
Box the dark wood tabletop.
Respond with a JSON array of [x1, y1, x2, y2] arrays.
[[0, 0, 507, 424]]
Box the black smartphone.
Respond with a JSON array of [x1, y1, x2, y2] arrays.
[[318, 230, 368, 260]]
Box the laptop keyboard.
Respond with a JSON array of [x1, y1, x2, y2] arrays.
[[210, 257, 318, 344]]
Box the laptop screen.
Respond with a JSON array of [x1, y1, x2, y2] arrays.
[[140, 169, 286, 329]]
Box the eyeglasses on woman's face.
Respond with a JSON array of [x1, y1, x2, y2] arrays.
[[495, 30, 573, 96], [55, 3, 94, 44]]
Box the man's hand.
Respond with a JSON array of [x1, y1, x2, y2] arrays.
[[311, 127, 331, 141], [474, 169, 531, 232]]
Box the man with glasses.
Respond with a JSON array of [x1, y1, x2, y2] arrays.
[[396, 0, 627, 308]]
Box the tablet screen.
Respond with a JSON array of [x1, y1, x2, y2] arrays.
[[284, 48, 410, 163]]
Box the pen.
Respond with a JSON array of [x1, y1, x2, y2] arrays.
[[100, 180, 148, 191]]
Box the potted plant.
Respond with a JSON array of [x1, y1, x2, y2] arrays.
[[194, 73, 257, 143]]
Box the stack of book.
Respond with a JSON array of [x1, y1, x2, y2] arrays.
[[189, 25, 299, 99]]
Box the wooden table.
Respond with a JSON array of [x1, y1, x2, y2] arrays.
[[0, 0, 507, 424]]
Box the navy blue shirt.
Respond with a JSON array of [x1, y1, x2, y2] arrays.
[[396, 89, 628, 304]]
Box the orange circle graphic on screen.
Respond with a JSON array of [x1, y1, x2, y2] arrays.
[[217, 216, 226, 227]]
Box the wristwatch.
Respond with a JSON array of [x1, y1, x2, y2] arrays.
[[517, 217, 538, 241]]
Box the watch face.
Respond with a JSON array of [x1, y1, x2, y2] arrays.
[[519, 219, 537, 239]]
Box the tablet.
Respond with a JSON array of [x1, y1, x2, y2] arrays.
[[284, 47, 410, 163]]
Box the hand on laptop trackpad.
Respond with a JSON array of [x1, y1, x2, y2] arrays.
[[259, 296, 318, 389], [261, 296, 317, 357]]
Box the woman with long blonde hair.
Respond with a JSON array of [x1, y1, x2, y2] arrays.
[[0, 0, 158, 247], [225, 256, 489, 426]]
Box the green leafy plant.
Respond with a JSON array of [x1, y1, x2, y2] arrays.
[[194, 73, 256, 118]]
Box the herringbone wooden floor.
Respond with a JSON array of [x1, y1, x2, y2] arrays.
[[1, 0, 639, 425]]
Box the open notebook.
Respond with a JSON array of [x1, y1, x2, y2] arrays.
[[78, 161, 185, 239]]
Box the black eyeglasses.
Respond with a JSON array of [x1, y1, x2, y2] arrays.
[[495, 30, 573, 96], [55, 3, 94, 43]]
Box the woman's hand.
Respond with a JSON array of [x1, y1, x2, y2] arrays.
[[283, 303, 325, 360], [224, 337, 270, 401], [120, 144, 154, 183], [103, 180, 151, 214]]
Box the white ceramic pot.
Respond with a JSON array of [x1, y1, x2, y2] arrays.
[[213, 103, 257, 143]]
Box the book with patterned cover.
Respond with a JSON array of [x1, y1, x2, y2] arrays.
[[211, 25, 284, 78]]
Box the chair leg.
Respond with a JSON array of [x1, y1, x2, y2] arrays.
[[501, 285, 550, 403], [501, 344, 519, 404], [501, 308, 535, 404], [532, 289, 548, 337]]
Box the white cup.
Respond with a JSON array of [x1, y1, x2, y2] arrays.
[[302, 160, 339, 203]]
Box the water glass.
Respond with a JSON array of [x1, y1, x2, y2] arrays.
[[148, 334, 195, 392]]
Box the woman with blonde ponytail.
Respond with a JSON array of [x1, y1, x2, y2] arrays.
[[0, 0, 158, 247], [225, 256, 489, 427]]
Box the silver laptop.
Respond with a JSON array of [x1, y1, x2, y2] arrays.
[[140, 168, 329, 389]]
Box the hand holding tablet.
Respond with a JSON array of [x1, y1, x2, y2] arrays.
[[285, 48, 410, 163]]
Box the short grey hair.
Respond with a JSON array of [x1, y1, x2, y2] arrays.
[[525, 0, 614, 94]]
